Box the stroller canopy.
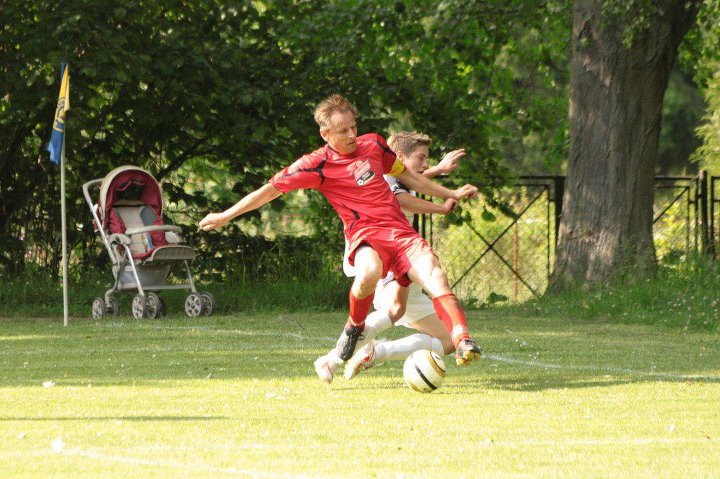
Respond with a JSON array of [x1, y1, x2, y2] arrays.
[[99, 166, 164, 230]]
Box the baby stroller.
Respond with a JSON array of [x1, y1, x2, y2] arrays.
[[82, 165, 216, 319]]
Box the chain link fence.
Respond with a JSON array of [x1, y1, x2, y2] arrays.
[[653, 176, 704, 263], [423, 174, 710, 305]]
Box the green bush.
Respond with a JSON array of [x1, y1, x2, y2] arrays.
[[0, 232, 349, 317]]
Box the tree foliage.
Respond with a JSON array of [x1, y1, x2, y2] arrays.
[[3, 0, 718, 291], [692, 64, 720, 173], [1, 0, 573, 279]]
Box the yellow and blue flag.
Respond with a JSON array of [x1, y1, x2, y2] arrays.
[[47, 63, 70, 164]]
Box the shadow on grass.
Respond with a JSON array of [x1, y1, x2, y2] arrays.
[[335, 382, 407, 392], [447, 370, 720, 392], [468, 376, 636, 391]]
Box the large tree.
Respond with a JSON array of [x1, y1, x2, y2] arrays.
[[551, 0, 701, 289]]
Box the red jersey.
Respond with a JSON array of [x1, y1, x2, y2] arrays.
[[270, 133, 413, 243]]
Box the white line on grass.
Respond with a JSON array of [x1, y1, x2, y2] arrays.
[[164, 325, 337, 342], [6, 322, 719, 381], [102, 323, 338, 343], [0, 328, 337, 356], [61, 447, 327, 478], [477, 437, 715, 447], [487, 354, 720, 381]]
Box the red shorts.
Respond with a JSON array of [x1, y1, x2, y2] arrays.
[[347, 226, 434, 287]]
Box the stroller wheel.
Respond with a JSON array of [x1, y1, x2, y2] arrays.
[[145, 292, 162, 320], [106, 296, 119, 316], [132, 294, 147, 319], [200, 292, 216, 316], [92, 298, 106, 319], [185, 293, 205, 317]]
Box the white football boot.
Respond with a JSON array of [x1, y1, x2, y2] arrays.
[[344, 340, 379, 380], [313, 351, 342, 384]]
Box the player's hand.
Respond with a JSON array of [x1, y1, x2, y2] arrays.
[[199, 212, 230, 231], [441, 198, 459, 214], [435, 149, 466, 175], [452, 184, 478, 201]]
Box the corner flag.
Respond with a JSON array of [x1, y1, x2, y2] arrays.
[[47, 63, 70, 164], [47, 63, 71, 326]]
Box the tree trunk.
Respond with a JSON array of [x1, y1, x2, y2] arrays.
[[550, 0, 699, 290]]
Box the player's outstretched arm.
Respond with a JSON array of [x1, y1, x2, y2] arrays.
[[396, 193, 458, 215], [396, 167, 478, 201], [423, 149, 466, 179], [199, 183, 283, 231]]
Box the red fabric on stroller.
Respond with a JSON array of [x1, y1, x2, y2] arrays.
[[102, 169, 168, 258]]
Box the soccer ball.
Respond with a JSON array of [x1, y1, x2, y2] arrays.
[[403, 350, 446, 393]]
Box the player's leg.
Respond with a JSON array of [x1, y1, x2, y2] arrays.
[[406, 250, 482, 365], [350, 277, 404, 349], [344, 333, 444, 380], [334, 245, 383, 361], [345, 284, 446, 380], [373, 278, 409, 322], [378, 284, 455, 358], [314, 274, 394, 385], [313, 348, 343, 384], [407, 314, 455, 355], [314, 308, 393, 384]]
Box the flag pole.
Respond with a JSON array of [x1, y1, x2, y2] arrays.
[[47, 62, 70, 325], [61, 132, 69, 326]]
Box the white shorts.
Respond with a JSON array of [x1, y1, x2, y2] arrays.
[[373, 279, 436, 327]]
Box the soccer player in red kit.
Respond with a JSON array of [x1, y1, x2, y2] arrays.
[[199, 94, 482, 369]]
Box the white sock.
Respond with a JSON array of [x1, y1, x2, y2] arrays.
[[374, 334, 443, 362], [329, 310, 391, 364], [365, 310, 392, 337], [325, 349, 344, 368], [353, 310, 392, 352]]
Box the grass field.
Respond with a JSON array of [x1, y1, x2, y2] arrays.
[[1, 310, 719, 478]]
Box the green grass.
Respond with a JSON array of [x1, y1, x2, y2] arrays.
[[1, 311, 719, 478], [510, 258, 720, 331]]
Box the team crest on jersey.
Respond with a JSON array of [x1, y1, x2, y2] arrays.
[[350, 159, 375, 186]]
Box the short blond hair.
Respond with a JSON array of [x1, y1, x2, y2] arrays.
[[388, 131, 432, 156], [314, 94, 358, 130]]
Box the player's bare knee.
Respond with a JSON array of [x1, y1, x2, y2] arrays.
[[353, 269, 382, 297], [425, 264, 451, 293], [442, 339, 455, 355]]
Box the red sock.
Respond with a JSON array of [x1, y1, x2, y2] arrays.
[[432, 294, 470, 348], [348, 291, 373, 329]]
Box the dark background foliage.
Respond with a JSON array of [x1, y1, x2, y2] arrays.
[[1, 0, 716, 291]]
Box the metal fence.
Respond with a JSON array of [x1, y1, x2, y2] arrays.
[[422, 172, 714, 305]]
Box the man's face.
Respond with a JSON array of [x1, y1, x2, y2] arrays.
[[321, 110, 358, 155], [400, 145, 430, 173]]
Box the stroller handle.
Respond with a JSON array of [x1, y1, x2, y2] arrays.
[[125, 225, 183, 235], [82, 178, 116, 262], [82, 178, 103, 201]]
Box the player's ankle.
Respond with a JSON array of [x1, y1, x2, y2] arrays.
[[327, 349, 344, 366], [346, 318, 365, 330], [452, 333, 471, 349]]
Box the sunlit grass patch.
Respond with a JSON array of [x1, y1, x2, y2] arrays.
[[1, 311, 719, 477]]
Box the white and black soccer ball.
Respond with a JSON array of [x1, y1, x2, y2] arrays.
[[403, 350, 446, 393]]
